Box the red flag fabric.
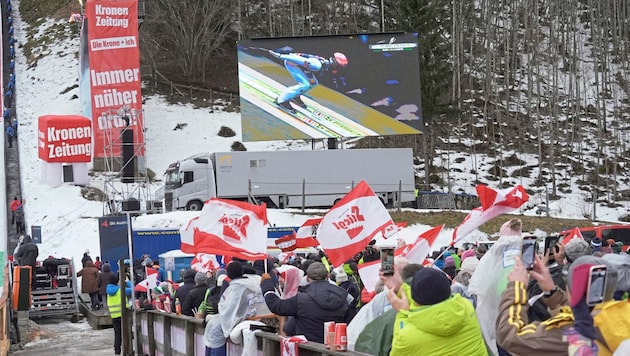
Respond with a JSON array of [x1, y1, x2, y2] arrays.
[[190, 253, 221, 272], [357, 259, 381, 293], [275, 232, 298, 252], [135, 266, 159, 293], [395, 224, 443, 263], [316, 181, 396, 266], [295, 218, 321, 248], [180, 198, 268, 260], [452, 185, 529, 244], [562, 227, 584, 245]]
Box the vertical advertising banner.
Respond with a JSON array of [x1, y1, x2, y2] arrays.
[[98, 215, 129, 273], [85, 0, 143, 158]]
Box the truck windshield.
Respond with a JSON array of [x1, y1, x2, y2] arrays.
[[164, 169, 181, 187]]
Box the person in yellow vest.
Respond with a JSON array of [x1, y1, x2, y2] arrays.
[[106, 274, 131, 356]]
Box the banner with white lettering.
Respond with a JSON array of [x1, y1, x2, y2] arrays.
[[316, 180, 396, 266], [38, 115, 92, 163], [85, 0, 143, 158]]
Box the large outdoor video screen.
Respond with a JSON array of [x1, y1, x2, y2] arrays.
[[238, 33, 423, 142]]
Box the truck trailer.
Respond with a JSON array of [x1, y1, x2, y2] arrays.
[[162, 148, 416, 211]]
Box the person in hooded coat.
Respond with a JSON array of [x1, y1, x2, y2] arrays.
[[260, 261, 353, 343], [182, 272, 208, 317], [467, 218, 523, 355], [97, 263, 116, 307], [174, 268, 197, 306], [388, 268, 488, 356], [82, 250, 93, 268], [78, 260, 101, 309], [14, 235, 38, 288], [204, 261, 268, 356]]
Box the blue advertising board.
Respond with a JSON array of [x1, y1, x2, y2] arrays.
[[132, 229, 181, 262], [267, 226, 299, 249], [98, 215, 129, 273]]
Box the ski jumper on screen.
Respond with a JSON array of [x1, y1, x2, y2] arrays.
[[269, 50, 348, 111]]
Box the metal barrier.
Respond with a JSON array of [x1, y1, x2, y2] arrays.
[[134, 310, 370, 356]]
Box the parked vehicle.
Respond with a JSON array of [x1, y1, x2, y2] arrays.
[[558, 224, 630, 250], [160, 148, 416, 211]]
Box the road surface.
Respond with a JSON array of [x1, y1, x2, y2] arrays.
[[11, 317, 115, 355]]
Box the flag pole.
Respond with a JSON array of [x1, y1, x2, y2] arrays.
[[264, 256, 268, 274]]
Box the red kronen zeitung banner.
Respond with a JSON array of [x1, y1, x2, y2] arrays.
[[86, 0, 143, 158]]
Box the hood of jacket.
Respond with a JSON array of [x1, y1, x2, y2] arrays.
[[101, 263, 111, 272], [304, 280, 348, 311], [406, 294, 473, 336], [183, 269, 196, 283], [106, 283, 120, 296], [229, 273, 262, 293]]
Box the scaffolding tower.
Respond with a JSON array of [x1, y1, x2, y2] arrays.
[[100, 106, 151, 216]]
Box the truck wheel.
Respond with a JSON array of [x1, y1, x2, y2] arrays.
[[187, 200, 204, 211]]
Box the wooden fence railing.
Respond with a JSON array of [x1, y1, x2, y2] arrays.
[[134, 310, 370, 356]]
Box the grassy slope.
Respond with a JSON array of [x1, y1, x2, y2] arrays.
[[388, 211, 593, 236]]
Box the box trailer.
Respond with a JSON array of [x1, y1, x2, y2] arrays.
[[162, 148, 416, 211]]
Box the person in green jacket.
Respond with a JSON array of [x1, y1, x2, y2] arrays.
[[387, 268, 488, 356]]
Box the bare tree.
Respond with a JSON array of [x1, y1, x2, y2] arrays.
[[142, 0, 236, 80]]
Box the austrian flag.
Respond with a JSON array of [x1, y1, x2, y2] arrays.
[[452, 184, 529, 244], [316, 181, 396, 266], [180, 198, 268, 260]]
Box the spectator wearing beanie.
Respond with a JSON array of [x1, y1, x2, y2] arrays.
[[565, 238, 592, 264], [182, 272, 209, 316], [591, 238, 603, 253], [206, 261, 267, 355], [260, 262, 353, 343], [387, 268, 487, 355]]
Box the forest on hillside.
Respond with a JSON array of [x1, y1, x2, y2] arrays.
[[137, 0, 630, 199], [20, 0, 630, 210]]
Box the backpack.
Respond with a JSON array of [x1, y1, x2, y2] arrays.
[[198, 286, 220, 315], [6, 126, 14, 136]]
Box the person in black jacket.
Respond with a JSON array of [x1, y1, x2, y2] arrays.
[[81, 250, 93, 268], [182, 272, 208, 317], [261, 261, 353, 343], [14, 235, 39, 288], [97, 263, 116, 308], [174, 269, 196, 307]]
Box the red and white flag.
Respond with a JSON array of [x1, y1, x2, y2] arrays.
[[452, 185, 529, 244], [396, 224, 443, 263], [316, 181, 396, 266], [274, 218, 322, 252], [562, 227, 584, 245], [295, 218, 321, 248], [359, 225, 443, 293], [180, 198, 268, 260], [190, 253, 221, 272], [357, 259, 381, 293], [134, 266, 159, 298]]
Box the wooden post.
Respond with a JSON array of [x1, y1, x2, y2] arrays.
[[147, 312, 156, 355], [119, 259, 133, 355]]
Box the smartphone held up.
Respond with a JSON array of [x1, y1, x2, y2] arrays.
[[586, 265, 607, 306], [521, 236, 537, 270], [381, 246, 395, 276]]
